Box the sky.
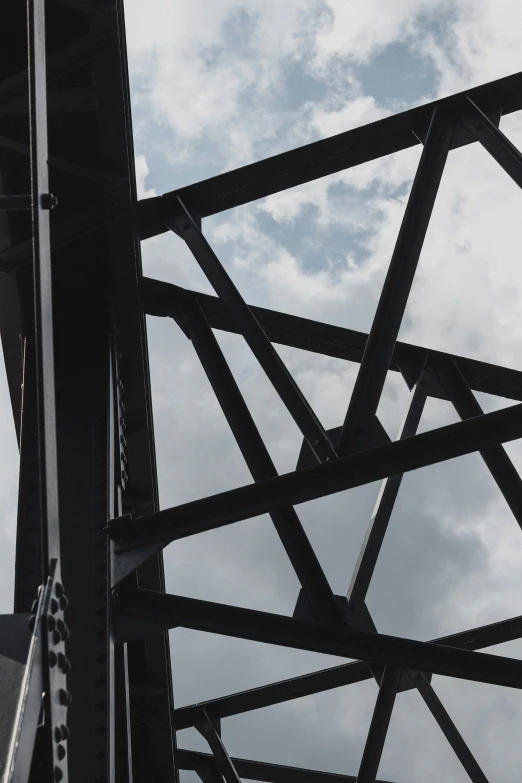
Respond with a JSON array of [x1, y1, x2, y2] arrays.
[[2, 0, 522, 781]]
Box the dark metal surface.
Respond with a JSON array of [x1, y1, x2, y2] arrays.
[[338, 109, 452, 454], [110, 401, 522, 550], [137, 70, 522, 237], [116, 589, 522, 689], [172, 612, 522, 729]]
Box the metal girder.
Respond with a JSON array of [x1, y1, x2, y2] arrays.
[[196, 711, 242, 783], [346, 374, 427, 609], [177, 749, 395, 783], [136, 70, 522, 238], [438, 360, 522, 530], [356, 667, 401, 783], [338, 109, 452, 454], [168, 198, 335, 463], [182, 302, 343, 625], [109, 401, 522, 550], [142, 277, 522, 403], [414, 675, 489, 783], [172, 613, 522, 729], [116, 589, 522, 689]]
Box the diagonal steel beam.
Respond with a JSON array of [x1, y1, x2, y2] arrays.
[[439, 360, 522, 530], [172, 613, 522, 728], [115, 589, 522, 689], [338, 108, 453, 455], [462, 97, 522, 189], [183, 302, 343, 624], [142, 277, 522, 404], [346, 374, 427, 609], [356, 667, 401, 783], [166, 197, 336, 463], [414, 674, 489, 783], [136, 71, 522, 237], [196, 710, 242, 783], [177, 749, 396, 783], [109, 401, 522, 549]]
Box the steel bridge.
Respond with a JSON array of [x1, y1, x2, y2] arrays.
[[1, 1, 522, 782]]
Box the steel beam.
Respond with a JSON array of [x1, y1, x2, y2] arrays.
[[415, 675, 489, 783], [439, 360, 522, 530], [177, 749, 395, 783], [338, 108, 452, 454], [167, 198, 335, 463], [136, 71, 522, 237], [196, 711, 242, 783], [183, 303, 343, 624], [346, 376, 427, 609], [356, 667, 401, 783], [142, 277, 522, 404], [116, 589, 522, 689], [462, 97, 522, 188], [109, 401, 522, 549], [172, 613, 522, 728]]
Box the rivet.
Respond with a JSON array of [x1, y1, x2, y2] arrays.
[[59, 595, 69, 610], [57, 744, 66, 761], [49, 651, 58, 668], [54, 766, 63, 782], [50, 598, 59, 614], [54, 583, 64, 598], [54, 726, 62, 743], [59, 689, 72, 707], [46, 615, 57, 632], [58, 653, 71, 673], [60, 724, 70, 740]]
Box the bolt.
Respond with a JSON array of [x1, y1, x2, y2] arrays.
[[41, 193, 58, 210], [53, 630, 61, 646], [57, 619, 70, 640], [60, 725, 70, 740], [49, 651, 58, 668], [54, 582, 64, 598], [57, 744, 66, 761], [46, 615, 57, 632], [50, 598, 59, 614], [54, 726, 62, 743], [59, 595, 69, 610], [58, 653, 71, 673], [54, 766, 63, 782], [59, 689, 72, 707]]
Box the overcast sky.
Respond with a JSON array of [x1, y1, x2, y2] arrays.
[[3, 1, 522, 781]]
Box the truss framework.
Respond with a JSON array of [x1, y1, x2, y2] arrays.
[[1, 1, 522, 782]]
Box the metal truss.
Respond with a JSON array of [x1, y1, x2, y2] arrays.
[[1, 1, 522, 782]]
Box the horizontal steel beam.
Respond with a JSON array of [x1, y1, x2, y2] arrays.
[[173, 613, 522, 728], [109, 402, 522, 548], [177, 749, 395, 783], [142, 277, 522, 403], [136, 70, 522, 238], [116, 590, 522, 690]]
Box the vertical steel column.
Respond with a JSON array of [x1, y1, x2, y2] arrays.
[[338, 109, 453, 455], [52, 244, 112, 783]]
